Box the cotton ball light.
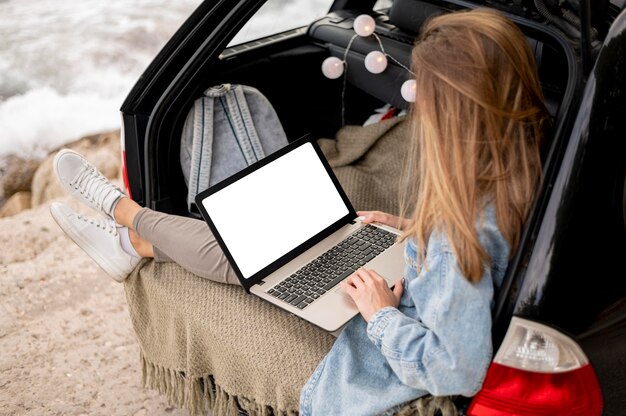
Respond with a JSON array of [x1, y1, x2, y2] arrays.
[[364, 51, 387, 74], [401, 79, 416, 102], [321, 56, 344, 79], [354, 14, 376, 37]]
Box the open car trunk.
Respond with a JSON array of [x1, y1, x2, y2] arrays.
[[117, 1, 626, 414], [121, 0, 581, 346], [137, 1, 575, 215]]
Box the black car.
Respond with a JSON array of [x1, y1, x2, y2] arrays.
[[120, 0, 626, 414]]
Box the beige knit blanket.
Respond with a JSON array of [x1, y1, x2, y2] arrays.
[[317, 116, 407, 216], [124, 117, 458, 416]]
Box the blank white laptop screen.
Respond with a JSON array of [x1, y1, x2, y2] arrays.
[[201, 142, 350, 279]]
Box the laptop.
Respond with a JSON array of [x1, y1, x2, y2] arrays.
[[195, 134, 405, 332]]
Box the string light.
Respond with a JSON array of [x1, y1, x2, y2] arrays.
[[364, 51, 387, 74], [321, 13, 417, 109], [353, 14, 376, 37], [321, 56, 344, 79], [401, 79, 417, 102]]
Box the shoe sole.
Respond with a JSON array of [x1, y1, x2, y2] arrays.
[[50, 204, 127, 282]]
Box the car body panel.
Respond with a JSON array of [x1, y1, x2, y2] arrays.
[[512, 8, 626, 413]]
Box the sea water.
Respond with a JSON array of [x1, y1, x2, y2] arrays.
[[0, 0, 332, 162], [0, 0, 203, 160]]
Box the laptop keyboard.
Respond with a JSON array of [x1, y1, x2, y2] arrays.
[[266, 225, 397, 310]]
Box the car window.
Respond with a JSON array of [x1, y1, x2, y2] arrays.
[[228, 0, 334, 46], [374, 0, 393, 10]]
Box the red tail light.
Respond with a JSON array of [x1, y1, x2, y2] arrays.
[[119, 121, 133, 200], [121, 149, 132, 200], [468, 317, 603, 416]]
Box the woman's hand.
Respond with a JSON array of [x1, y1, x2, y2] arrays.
[[341, 268, 404, 322], [357, 210, 410, 231]]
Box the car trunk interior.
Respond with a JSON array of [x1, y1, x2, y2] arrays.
[[152, 0, 574, 219], [145, 0, 578, 344]]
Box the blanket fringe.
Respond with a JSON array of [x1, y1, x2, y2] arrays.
[[140, 353, 297, 416], [140, 353, 457, 416]]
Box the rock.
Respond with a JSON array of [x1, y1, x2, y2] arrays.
[[31, 130, 121, 207], [0, 155, 40, 197], [0, 191, 32, 217]]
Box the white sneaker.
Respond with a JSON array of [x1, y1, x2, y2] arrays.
[[53, 149, 125, 221], [50, 202, 140, 282]]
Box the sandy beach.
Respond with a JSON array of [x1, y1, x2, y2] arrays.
[[0, 135, 187, 415]]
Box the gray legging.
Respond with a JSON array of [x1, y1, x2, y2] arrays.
[[133, 207, 240, 285], [133, 207, 346, 337]]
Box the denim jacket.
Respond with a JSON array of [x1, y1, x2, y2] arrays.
[[300, 205, 510, 416]]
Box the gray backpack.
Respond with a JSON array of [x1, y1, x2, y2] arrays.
[[180, 84, 288, 215]]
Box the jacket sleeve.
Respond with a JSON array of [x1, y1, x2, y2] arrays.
[[366, 250, 495, 397]]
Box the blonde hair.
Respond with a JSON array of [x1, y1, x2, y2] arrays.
[[400, 8, 550, 283]]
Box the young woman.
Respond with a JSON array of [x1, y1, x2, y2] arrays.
[[50, 7, 548, 415], [299, 8, 548, 415]]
